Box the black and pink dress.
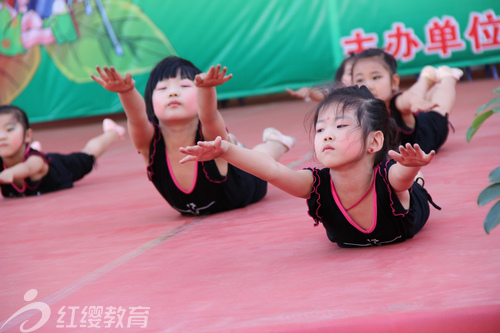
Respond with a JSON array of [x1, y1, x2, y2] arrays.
[[306, 159, 440, 248], [147, 123, 267, 215]]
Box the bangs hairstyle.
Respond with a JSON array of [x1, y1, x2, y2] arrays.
[[353, 48, 398, 76], [0, 105, 30, 132], [144, 56, 202, 124], [308, 85, 399, 166]]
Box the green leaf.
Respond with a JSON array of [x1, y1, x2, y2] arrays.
[[466, 110, 494, 142], [484, 201, 500, 234], [490, 167, 500, 183], [478, 183, 500, 206], [493, 86, 500, 95], [476, 96, 500, 114], [493, 105, 500, 114], [45, 1, 177, 83]]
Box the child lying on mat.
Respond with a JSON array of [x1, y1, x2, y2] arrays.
[[180, 85, 441, 248], [0, 105, 125, 197], [351, 48, 462, 154], [92, 56, 295, 216]]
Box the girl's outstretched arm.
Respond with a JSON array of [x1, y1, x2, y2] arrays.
[[0, 155, 47, 184], [91, 66, 153, 159], [286, 87, 324, 102], [387, 143, 434, 209], [180, 137, 314, 198], [388, 143, 435, 192], [195, 65, 233, 142]]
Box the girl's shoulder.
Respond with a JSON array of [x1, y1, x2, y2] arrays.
[[304, 167, 329, 176], [376, 159, 396, 180], [26, 147, 49, 163], [304, 167, 330, 187]]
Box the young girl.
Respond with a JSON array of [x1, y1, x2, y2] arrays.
[[351, 48, 462, 153], [180, 85, 440, 248], [287, 53, 357, 102], [0, 105, 125, 197], [91, 56, 295, 216]]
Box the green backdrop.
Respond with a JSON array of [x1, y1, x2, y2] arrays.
[[1, 0, 499, 123]]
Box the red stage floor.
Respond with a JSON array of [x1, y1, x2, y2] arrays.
[[1, 79, 500, 332]]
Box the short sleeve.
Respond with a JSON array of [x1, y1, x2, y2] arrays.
[[305, 167, 323, 226]]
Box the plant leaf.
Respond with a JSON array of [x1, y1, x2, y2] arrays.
[[493, 86, 500, 95], [484, 201, 500, 234], [476, 96, 500, 114], [478, 183, 500, 206], [466, 110, 494, 142], [493, 105, 500, 114], [0, 47, 41, 104], [45, 1, 177, 83], [489, 167, 500, 183]]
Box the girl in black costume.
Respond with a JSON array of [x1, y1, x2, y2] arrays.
[[180, 85, 440, 247]]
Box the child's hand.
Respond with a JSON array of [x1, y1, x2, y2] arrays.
[[91, 66, 135, 93], [0, 169, 14, 184], [388, 143, 435, 167], [195, 64, 232, 88], [179, 136, 227, 163], [286, 87, 311, 99], [287, 87, 324, 102]]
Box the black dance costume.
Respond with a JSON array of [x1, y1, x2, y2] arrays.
[[147, 123, 267, 215], [1, 147, 95, 197], [390, 93, 449, 153], [306, 159, 440, 248]]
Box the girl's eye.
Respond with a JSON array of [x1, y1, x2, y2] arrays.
[[337, 124, 348, 129], [180, 80, 193, 87], [315, 128, 324, 133]]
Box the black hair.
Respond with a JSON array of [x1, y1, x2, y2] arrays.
[[144, 56, 202, 124], [352, 48, 398, 76], [0, 105, 30, 133], [334, 53, 357, 83], [308, 85, 399, 167]]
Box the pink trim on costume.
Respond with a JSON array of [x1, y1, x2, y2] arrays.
[[306, 168, 322, 226], [201, 161, 227, 184], [166, 148, 197, 194], [199, 125, 228, 184], [146, 123, 162, 180], [380, 160, 409, 217], [8, 177, 27, 193], [331, 167, 378, 234], [345, 177, 375, 211], [398, 127, 415, 135], [3, 158, 27, 193]]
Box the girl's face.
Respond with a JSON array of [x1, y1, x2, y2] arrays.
[[314, 106, 365, 170], [0, 114, 29, 159], [151, 74, 198, 124], [352, 58, 398, 104]]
